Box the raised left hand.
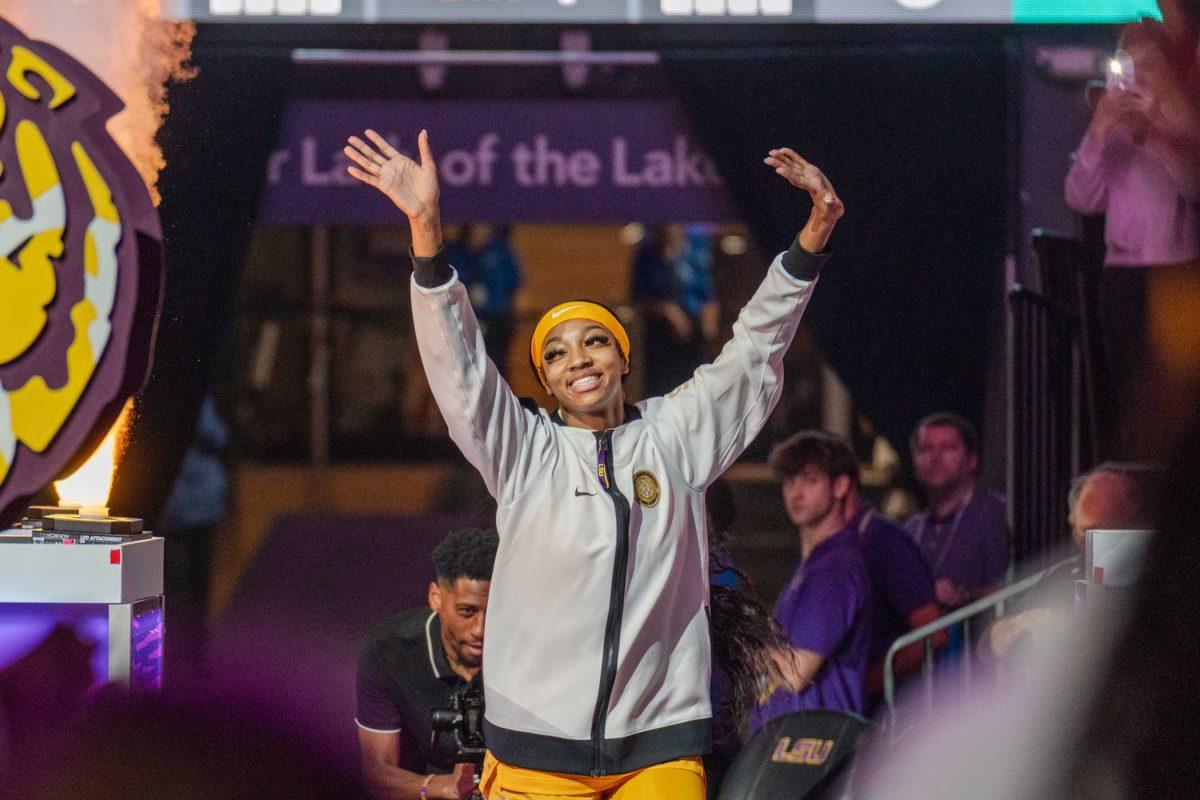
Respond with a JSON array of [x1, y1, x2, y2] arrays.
[[765, 148, 844, 223]]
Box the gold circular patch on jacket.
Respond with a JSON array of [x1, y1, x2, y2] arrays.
[[633, 470, 661, 508]]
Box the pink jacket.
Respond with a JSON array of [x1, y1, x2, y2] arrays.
[[1064, 128, 1200, 267]]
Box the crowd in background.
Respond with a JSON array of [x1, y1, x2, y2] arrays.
[[340, 6, 1200, 795], [1, 4, 1198, 799], [1067, 0, 1200, 437]]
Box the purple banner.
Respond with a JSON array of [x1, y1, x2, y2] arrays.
[[259, 99, 737, 225]]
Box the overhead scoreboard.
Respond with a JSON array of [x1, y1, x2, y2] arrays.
[[172, 1, 1162, 24]]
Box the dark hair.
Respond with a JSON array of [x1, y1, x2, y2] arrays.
[[768, 430, 860, 486], [703, 479, 788, 739], [432, 528, 499, 584], [909, 412, 979, 456], [706, 478, 738, 554], [1068, 462, 1162, 526]]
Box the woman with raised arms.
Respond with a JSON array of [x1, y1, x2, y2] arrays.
[[345, 128, 842, 800]]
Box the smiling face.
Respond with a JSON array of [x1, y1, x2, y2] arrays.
[[429, 577, 490, 674], [540, 317, 628, 421]]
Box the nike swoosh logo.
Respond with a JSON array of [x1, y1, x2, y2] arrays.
[[574, 488, 597, 497], [550, 303, 585, 320]]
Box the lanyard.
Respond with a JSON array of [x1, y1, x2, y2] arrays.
[[914, 489, 974, 575]]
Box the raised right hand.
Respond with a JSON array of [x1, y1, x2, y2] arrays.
[[345, 129, 440, 220]]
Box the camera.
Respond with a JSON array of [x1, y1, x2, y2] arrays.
[[431, 676, 487, 770]]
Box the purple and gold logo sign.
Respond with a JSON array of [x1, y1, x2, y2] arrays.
[[0, 19, 163, 527], [771, 736, 834, 766]]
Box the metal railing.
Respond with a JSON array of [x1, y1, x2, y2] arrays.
[[881, 556, 1076, 731], [1007, 231, 1106, 566]]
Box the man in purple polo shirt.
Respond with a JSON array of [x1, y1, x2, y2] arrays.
[[843, 472, 945, 705], [751, 431, 873, 732], [905, 413, 1009, 610]]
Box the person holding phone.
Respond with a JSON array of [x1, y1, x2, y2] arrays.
[[1065, 20, 1200, 410]]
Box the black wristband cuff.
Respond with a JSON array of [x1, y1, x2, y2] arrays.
[[781, 240, 830, 282], [409, 245, 453, 288]]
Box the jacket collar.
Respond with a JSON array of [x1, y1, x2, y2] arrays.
[[423, 611, 461, 683], [551, 404, 642, 427]]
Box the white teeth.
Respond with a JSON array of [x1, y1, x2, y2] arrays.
[[571, 374, 601, 391]]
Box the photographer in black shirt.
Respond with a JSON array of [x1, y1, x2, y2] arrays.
[[356, 528, 498, 799]]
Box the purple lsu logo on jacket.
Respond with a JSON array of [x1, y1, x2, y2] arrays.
[[0, 18, 163, 527]]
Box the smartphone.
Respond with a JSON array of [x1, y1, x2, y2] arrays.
[[1106, 50, 1136, 92]]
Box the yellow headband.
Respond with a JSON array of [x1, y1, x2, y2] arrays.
[[530, 301, 631, 389]]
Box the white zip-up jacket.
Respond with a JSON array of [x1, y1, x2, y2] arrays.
[[410, 242, 825, 776]]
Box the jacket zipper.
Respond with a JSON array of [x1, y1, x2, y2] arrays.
[[589, 428, 631, 776]]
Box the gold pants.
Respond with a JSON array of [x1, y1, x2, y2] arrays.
[[480, 752, 706, 800]]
